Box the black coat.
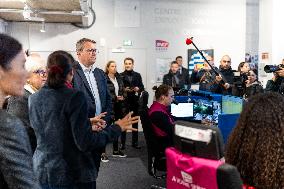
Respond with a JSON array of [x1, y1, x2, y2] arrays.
[[120, 70, 144, 107], [29, 85, 121, 186], [106, 73, 128, 120], [210, 67, 234, 95]]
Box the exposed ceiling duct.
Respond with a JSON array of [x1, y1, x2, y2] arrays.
[[0, 0, 95, 28]]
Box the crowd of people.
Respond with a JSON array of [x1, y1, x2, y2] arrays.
[[2, 32, 284, 189]]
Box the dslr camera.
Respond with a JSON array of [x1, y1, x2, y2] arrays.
[[264, 64, 284, 73]]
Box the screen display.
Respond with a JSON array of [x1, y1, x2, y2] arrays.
[[171, 103, 194, 118], [192, 99, 221, 124]]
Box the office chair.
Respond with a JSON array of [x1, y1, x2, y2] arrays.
[[138, 91, 166, 179], [166, 121, 243, 189]]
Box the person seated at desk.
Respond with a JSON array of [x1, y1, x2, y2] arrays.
[[226, 92, 284, 188], [149, 84, 175, 152]]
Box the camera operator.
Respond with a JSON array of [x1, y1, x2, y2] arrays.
[[191, 55, 218, 92], [265, 67, 284, 94], [244, 70, 264, 99], [232, 62, 251, 97]]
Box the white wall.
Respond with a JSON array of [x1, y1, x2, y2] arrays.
[[8, 0, 246, 104], [258, 0, 284, 86]]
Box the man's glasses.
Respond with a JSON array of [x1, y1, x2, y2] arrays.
[[34, 70, 47, 77], [84, 48, 99, 54]]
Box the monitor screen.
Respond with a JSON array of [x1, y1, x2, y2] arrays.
[[171, 103, 194, 118], [192, 99, 221, 124]]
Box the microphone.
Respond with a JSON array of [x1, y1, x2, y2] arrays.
[[186, 37, 193, 45]]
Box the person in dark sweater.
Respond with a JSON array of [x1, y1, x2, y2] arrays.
[[120, 57, 144, 149], [105, 60, 128, 157], [29, 50, 139, 189], [149, 85, 175, 153], [210, 55, 234, 95]]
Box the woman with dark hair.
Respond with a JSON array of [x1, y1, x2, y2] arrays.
[[148, 84, 175, 152], [226, 92, 284, 188], [0, 34, 39, 188], [105, 60, 127, 157], [29, 50, 139, 189], [243, 69, 263, 99]]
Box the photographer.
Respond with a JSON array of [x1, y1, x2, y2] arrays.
[[265, 65, 284, 94], [232, 62, 250, 97]]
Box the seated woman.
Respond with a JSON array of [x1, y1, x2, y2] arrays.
[[149, 84, 175, 152], [6, 53, 46, 152], [226, 92, 284, 188], [29, 50, 139, 189]]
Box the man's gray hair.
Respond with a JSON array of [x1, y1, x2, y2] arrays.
[[76, 38, 96, 52]]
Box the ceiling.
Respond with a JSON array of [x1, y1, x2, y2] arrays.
[[0, 0, 91, 24]]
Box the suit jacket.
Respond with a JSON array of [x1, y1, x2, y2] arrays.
[[6, 89, 37, 152], [72, 62, 112, 124], [0, 110, 39, 189], [29, 85, 121, 186]]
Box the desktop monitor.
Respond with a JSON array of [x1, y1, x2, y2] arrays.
[[174, 121, 224, 160]]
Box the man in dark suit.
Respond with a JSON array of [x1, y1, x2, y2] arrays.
[[176, 56, 191, 89], [120, 57, 144, 149], [73, 38, 113, 163]]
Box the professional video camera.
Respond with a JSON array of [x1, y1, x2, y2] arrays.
[[232, 71, 250, 96], [264, 64, 284, 73]]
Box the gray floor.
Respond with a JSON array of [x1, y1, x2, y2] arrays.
[[96, 132, 166, 189]]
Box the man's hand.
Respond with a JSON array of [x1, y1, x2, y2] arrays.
[[117, 95, 124, 101], [215, 75, 223, 82], [115, 112, 139, 132], [224, 83, 230, 89], [133, 87, 140, 92], [90, 112, 107, 132]]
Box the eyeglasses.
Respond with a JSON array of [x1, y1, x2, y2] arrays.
[[34, 70, 47, 77], [84, 48, 99, 54]]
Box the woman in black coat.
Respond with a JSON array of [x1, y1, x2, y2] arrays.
[[105, 61, 128, 157], [29, 51, 138, 189]]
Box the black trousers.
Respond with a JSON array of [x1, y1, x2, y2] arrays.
[[113, 131, 126, 151]]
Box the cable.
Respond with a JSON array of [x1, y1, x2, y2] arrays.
[[71, 7, 96, 29]]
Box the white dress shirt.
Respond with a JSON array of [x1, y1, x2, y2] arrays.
[[79, 62, 102, 115]]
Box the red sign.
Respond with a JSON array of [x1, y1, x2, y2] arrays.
[[156, 40, 169, 51]]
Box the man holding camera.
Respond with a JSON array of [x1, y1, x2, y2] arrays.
[[265, 66, 284, 94]]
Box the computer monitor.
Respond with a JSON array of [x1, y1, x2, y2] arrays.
[[192, 99, 221, 124], [174, 120, 224, 160], [171, 103, 194, 118]]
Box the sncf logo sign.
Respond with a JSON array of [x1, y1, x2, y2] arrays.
[[156, 40, 169, 51]]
